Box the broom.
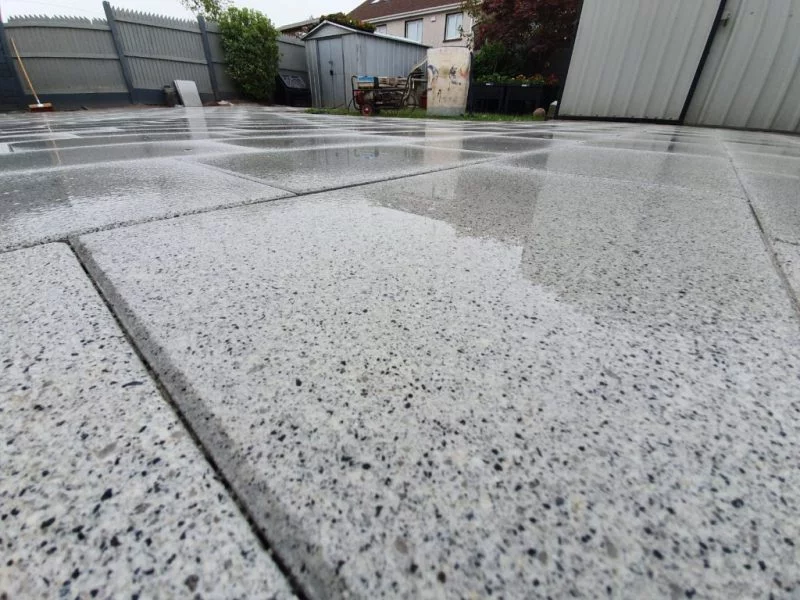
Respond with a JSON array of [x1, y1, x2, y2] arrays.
[[10, 37, 53, 112]]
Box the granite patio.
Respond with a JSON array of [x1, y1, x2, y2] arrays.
[[1, 107, 799, 599]]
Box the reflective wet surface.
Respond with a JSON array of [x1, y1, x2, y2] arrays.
[[2, 107, 800, 599]]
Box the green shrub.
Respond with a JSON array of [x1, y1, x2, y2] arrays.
[[318, 12, 375, 33], [218, 7, 279, 102], [471, 41, 512, 80]]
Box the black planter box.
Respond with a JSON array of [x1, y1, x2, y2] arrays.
[[468, 83, 506, 113], [468, 83, 559, 115], [502, 83, 545, 114]]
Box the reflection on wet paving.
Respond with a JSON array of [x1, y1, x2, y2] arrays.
[[0, 159, 290, 250], [219, 134, 404, 150], [585, 137, 726, 156], [0, 140, 249, 171], [194, 143, 497, 192]]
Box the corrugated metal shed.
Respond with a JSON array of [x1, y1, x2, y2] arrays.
[[685, 0, 800, 133], [304, 21, 427, 108], [560, 0, 721, 121]]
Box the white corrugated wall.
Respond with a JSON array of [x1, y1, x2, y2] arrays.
[[560, 0, 720, 120], [685, 0, 800, 132]]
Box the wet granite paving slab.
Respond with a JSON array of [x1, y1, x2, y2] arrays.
[[0, 158, 292, 251], [74, 162, 800, 599], [2, 107, 800, 600], [0, 140, 246, 172], [189, 144, 497, 193], [736, 170, 800, 244], [775, 242, 800, 302], [0, 243, 294, 600], [505, 144, 744, 196]]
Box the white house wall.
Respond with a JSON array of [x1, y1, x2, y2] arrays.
[[377, 11, 473, 48], [560, 0, 720, 120]]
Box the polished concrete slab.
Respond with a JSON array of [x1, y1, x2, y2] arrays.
[[192, 145, 496, 193], [585, 138, 726, 156], [74, 166, 800, 598], [2, 107, 799, 600], [0, 140, 244, 172], [728, 151, 800, 178], [506, 144, 744, 195], [0, 158, 291, 251], [775, 241, 800, 300], [0, 243, 294, 600], [411, 135, 562, 154], [737, 170, 800, 244], [219, 133, 403, 150]]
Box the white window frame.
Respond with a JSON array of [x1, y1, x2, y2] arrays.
[[444, 12, 463, 41], [375, 24, 387, 34], [405, 18, 423, 43]]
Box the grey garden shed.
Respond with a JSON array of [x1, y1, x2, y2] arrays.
[[304, 21, 428, 109]]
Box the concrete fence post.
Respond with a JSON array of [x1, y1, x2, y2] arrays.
[[102, 1, 135, 103], [197, 16, 220, 102]]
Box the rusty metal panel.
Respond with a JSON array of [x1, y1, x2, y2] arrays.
[[560, 0, 720, 120]]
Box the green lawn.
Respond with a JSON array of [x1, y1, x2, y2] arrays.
[[305, 107, 547, 122]]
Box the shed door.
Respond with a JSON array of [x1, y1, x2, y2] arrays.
[[0, 25, 26, 111], [316, 37, 347, 109], [684, 0, 800, 132]]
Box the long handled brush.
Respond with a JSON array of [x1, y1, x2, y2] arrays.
[[10, 37, 53, 112]]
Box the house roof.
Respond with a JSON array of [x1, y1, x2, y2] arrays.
[[278, 18, 317, 32], [303, 20, 429, 46], [349, 0, 458, 22]]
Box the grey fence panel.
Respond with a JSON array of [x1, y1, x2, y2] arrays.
[[111, 8, 211, 94], [127, 57, 212, 94], [205, 25, 237, 94], [2, 4, 308, 107], [5, 15, 126, 95], [278, 36, 307, 72]]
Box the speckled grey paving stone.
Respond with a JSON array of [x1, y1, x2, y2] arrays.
[[219, 133, 404, 151], [0, 158, 291, 251], [75, 164, 800, 600], [0, 140, 243, 172], [189, 145, 495, 193], [411, 135, 560, 154], [506, 144, 744, 195], [584, 138, 726, 156], [0, 243, 294, 600], [728, 150, 800, 178], [737, 170, 800, 245], [775, 241, 800, 302]]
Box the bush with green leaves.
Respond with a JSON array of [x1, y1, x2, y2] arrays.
[[218, 7, 279, 102], [318, 12, 375, 33], [471, 41, 513, 81]]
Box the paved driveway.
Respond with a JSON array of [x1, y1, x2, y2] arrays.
[[2, 107, 799, 599]]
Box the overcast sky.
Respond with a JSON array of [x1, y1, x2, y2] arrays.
[[1, 0, 356, 28]]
